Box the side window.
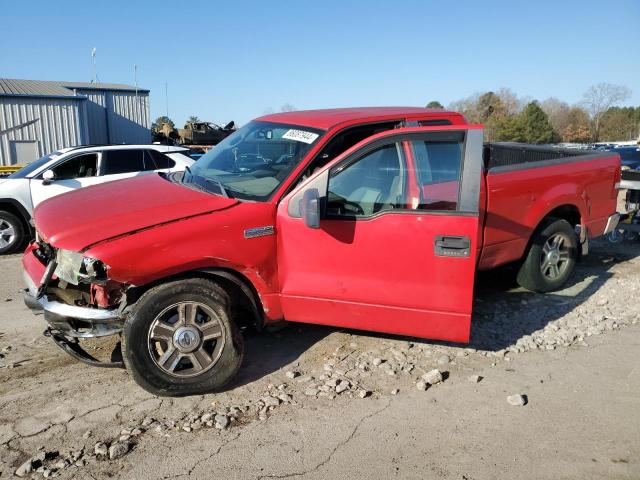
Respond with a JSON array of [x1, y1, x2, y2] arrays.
[[145, 150, 176, 170], [52, 154, 98, 180], [411, 137, 463, 211], [327, 143, 408, 217], [101, 150, 145, 175]]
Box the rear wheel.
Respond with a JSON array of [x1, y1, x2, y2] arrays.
[[0, 210, 25, 254], [122, 278, 244, 396], [516, 218, 578, 292]]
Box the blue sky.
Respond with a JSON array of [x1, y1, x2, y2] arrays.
[[2, 0, 638, 126]]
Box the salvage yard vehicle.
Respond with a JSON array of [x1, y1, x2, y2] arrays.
[[22, 107, 621, 396], [0, 145, 193, 254]]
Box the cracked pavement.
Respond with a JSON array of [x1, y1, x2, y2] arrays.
[[1, 237, 639, 479]]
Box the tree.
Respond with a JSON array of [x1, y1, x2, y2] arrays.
[[492, 102, 554, 144], [426, 101, 444, 109], [152, 115, 174, 132], [581, 83, 632, 141], [562, 107, 591, 143], [519, 102, 555, 144], [187, 115, 200, 124], [541, 97, 571, 141], [599, 107, 639, 141]]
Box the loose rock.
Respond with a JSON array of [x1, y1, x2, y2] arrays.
[[94, 442, 108, 457], [416, 380, 427, 391], [507, 394, 527, 406], [421, 369, 444, 385], [468, 375, 483, 383], [214, 414, 230, 429], [108, 442, 130, 460]]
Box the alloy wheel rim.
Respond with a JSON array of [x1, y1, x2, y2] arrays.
[[0, 219, 16, 249], [147, 301, 225, 378], [540, 233, 571, 280]]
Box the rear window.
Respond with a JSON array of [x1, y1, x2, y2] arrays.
[[102, 150, 145, 175], [145, 150, 176, 169]]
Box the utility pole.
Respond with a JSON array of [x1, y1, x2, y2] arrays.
[[91, 48, 97, 83]]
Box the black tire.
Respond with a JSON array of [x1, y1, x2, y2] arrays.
[[516, 218, 578, 293], [122, 278, 244, 396], [0, 210, 25, 255]]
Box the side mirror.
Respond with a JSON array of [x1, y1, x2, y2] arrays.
[[300, 188, 321, 229], [42, 170, 56, 185]]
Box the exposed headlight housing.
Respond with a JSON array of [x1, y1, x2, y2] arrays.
[[54, 249, 109, 285]]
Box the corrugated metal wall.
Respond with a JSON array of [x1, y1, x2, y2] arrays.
[[76, 89, 151, 145], [106, 91, 151, 144], [0, 89, 151, 165], [0, 97, 85, 165], [75, 89, 108, 144]]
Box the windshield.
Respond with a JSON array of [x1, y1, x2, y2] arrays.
[[8, 151, 62, 179], [186, 121, 323, 200]]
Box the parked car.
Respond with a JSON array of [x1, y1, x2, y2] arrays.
[[0, 145, 193, 253], [611, 146, 640, 170], [22, 107, 621, 395]]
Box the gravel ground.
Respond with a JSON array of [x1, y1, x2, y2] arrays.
[[0, 237, 638, 479]]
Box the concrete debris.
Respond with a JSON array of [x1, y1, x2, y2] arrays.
[[108, 442, 130, 460], [304, 387, 319, 397], [262, 396, 281, 408], [15, 459, 34, 477], [335, 381, 350, 394], [507, 394, 527, 406], [94, 442, 108, 457], [421, 369, 444, 385], [214, 414, 230, 429]]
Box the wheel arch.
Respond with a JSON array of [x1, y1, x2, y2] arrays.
[[125, 268, 264, 331], [0, 198, 33, 234], [522, 203, 582, 264]]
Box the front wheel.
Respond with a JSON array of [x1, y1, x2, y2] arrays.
[[122, 278, 244, 396], [516, 218, 578, 293], [0, 210, 25, 254]]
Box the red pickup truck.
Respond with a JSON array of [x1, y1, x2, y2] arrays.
[[22, 107, 620, 395]]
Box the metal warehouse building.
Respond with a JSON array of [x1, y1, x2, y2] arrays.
[[0, 79, 151, 166]]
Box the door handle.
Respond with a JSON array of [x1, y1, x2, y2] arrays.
[[434, 235, 471, 257]]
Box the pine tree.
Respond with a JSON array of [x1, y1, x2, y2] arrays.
[[518, 102, 555, 144]]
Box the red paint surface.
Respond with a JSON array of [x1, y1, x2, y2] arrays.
[[24, 108, 621, 344], [34, 174, 237, 252], [477, 155, 620, 270]]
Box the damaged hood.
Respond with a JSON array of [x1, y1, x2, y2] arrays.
[[35, 174, 238, 251]]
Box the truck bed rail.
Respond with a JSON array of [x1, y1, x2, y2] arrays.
[[483, 143, 588, 170]]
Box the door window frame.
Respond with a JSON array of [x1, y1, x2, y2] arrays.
[[37, 151, 102, 180], [287, 126, 483, 220]]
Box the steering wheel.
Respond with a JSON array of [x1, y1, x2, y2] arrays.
[[342, 200, 364, 215]]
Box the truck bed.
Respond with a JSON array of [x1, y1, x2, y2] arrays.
[[477, 143, 620, 270]]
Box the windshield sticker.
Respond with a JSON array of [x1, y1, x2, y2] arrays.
[[282, 129, 319, 144]]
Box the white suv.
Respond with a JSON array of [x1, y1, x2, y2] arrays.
[[0, 144, 194, 253]]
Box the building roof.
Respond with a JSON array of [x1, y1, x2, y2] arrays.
[[0, 78, 149, 98], [256, 107, 466, 130]]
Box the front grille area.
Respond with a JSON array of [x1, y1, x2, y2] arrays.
[[33, 242, 55, 266]]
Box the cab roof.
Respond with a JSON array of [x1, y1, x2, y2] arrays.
[[256, 107, 467, 130]]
